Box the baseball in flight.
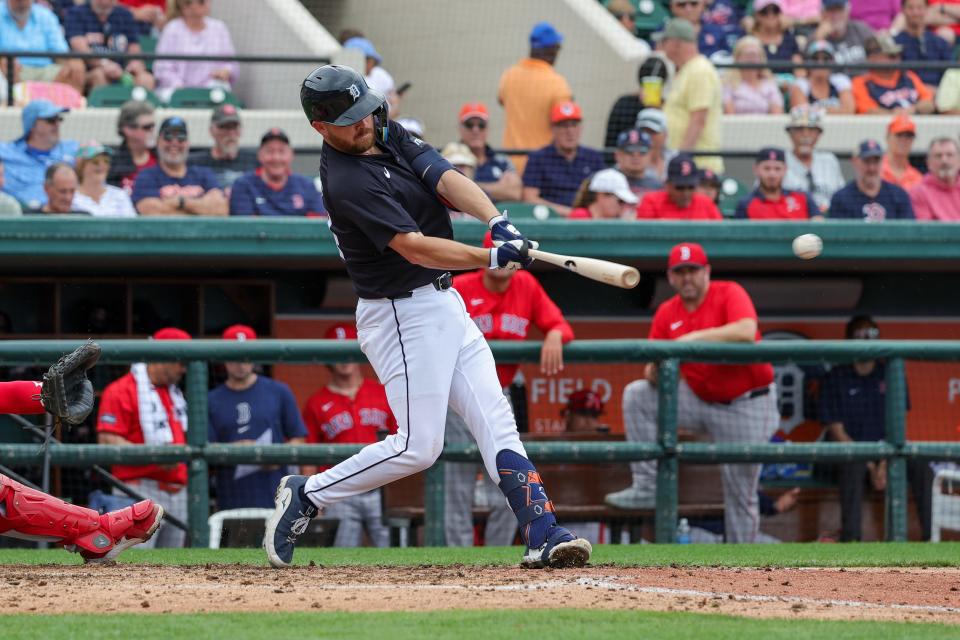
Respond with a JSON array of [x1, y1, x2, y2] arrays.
[[792, 233, 823, 260]]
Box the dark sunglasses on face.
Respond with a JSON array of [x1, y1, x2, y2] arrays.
[[42, 116, 63, 125], [757, 6, 781, 14], [216, 122, 240, 131], [133, 122, 155, 131], [674, 1, 698, 8], [161, 131, 187, 142], [614, 11, 638, 20], [810, 54, 832, 61], [462, 119, 487, 131]]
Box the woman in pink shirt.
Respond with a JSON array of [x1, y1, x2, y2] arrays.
[[723, 36, 785, 114], [153, 0, 238, 102], [849, 0, 900, 31]]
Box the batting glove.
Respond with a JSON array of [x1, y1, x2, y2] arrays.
[[489, 213, 539, 249], [489, 238, 535, 271]]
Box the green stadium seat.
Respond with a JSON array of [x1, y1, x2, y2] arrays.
[[498, 201, 557, 220], [719, 177, 749, 217], [167, 87, 243, 109], [605, 0, 670, 39], [87, 84, 161, 108], [139, 35, 158, 71]]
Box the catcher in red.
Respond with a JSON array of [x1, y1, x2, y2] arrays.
[[0, 342, 164, 561]]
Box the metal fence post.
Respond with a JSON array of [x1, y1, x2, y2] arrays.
[[885, 357, 908, 542], [655, 359, 680, 543], [186, 360, 210, 548], [424, 462, 445, 546]]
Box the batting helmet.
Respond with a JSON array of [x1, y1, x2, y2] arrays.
[[300, 64, 389, 141]]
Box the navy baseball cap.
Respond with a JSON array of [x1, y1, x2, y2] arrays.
[[667, 154, 699, 187], [822, 0, 847, 8], [856, 139, 884, 159], [616, 128, 652, 153], [755, 146, 786, 164], [159, 116, 188, 135], [260, 127, 290, 146], [530, 21, 563, 49]]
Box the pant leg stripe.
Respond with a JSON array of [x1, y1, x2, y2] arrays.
[[307, 299, 411, 495]]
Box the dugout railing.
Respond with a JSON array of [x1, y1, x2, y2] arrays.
[[0, 339, 955, 547]]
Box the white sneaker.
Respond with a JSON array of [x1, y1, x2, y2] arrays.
[[604, 485, 655, 510]]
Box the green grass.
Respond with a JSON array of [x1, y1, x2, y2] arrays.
[[3, 541, 960, 567], [3, 610, 956, 640]]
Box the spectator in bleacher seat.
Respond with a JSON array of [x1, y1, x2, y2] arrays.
[[782, 105, 845, 214], [456, 102, 522, 203], [850, 0, 900, 30], [722, 36, 785, 114], [735, 147, 819, 219], [697, 167, 722, 205], [637, 153, 723, 219], [660, 18, 724, 173], [704, 0, 748, 45], [563, 389, 607, 434], [207, 324, 307, 510], [189, 104, 257, 194], [607, 0, 640, 35], [521, 101, 606, 217], [813, 0, 875, 69], [882, 114, 923, 191], [440, 142, 477, 181], [935, 50, 960, 113], [343, 37, 401, 115], [666, 0, 733, 57], [0, 0, 85, 93], [0, 160, 23, 216], [302, 323, 397, 548], [607, 242, 779, 543], [71, 143, 137, 217], [604, 54, 672, 153], [909, 136, 960, 221], [789, 40, 855, 114], [108, 100, 157, 194], [918, 0, 960, 46], [749, 0, 803, 65], [780, 0, 824, 38], [65, 0, 155, 92], [636, 108, 676, 183], [498, 21, 572, 176], [153, 0, 238, 103], [38, 162, 79, 213], [852, 35, 935, 114], [132, 116, 227, 216], [230, 128, 324, 218], [893, 0, 952, 89], [830, 139, 915, 219], [614, 128, 663, 197], [96, 326, 192, 548], [568, 168, 640, 220], [119, 0, 167, 36], [0, 99, 78, 210]]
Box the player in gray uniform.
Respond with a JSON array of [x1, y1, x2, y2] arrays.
[[263, 65, 591, 569]]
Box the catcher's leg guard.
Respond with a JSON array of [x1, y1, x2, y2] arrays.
[[496, 450, 591, 569]]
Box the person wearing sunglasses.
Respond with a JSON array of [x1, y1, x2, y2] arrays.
[[788, 40, 855, 115], [749, 0, 802, 65], [0, 99, 79, 210], [456, 102, 521, 203], [108, 100, 158, 194], [72, 143, 137, 217], [637, 153, 722, 219], [881, 114, 923, 191], [666, 0, 732, 57], [131, 116, 227, 216], [813, 0, 875, 71]]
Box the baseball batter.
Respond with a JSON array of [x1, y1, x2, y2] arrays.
[[264, 64, 591, 569]]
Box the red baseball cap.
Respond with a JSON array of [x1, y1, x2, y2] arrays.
[[222, 324, 257, 341], [152, 327, 191, 340], [550, 101, 582, 124], [887, 113, 916, 135], [459, 102, 489, 123], [563, 389, 604, 416], [324, 323, 357, 340], [668, 242, 709, 271]]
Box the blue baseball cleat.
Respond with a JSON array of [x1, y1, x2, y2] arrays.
[[263, 475, 319, 568], [521, 524, 592, 569]]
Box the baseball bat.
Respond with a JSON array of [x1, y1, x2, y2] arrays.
[[529, 249, 640, 289]]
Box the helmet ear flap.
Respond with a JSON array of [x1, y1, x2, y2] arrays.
[[373, 100, 389, 143]]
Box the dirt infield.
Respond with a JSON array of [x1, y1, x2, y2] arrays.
[[4, 564, 960, 623]]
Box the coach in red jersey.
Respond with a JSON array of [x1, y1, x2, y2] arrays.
[[636, 154, 723, 220], [443, 232, 575, 546], [735, 147, 820, 220], [302, 323, 397, 547], [605, 243, 779, 543]]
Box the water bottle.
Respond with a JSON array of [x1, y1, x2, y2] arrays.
[[676, 517, 691, 544]]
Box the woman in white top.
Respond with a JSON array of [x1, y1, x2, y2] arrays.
[[72, 144, 137, 218]]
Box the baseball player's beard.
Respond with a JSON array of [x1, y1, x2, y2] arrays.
[[346, 128, 375, 154]]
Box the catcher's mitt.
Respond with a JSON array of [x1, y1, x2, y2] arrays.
[[40, 341, 101, 425]]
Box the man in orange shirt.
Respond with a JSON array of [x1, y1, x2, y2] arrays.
[[882, 114, 923, 190], [851, 35, 935, 114], [637, 154, 723, 220], [497, 21, 573, 175]]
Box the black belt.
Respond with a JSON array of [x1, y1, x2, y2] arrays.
[[387, 272, 453, 300], [714, 386, 770, 406]]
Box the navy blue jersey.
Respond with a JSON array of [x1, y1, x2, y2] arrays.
[[131, 164, 220, 204], [828, 180, 915, 221], [319, 120, 455, 299], [894, 31, 952, 86], [189, 148, 259, 191], [230, 170, 325, 216], [522, 145, 606, 208], [474, 144, 516, 186], [64, 4, 139, 54], [207, 376, 307, 509], [819, 363, 909, 442]]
